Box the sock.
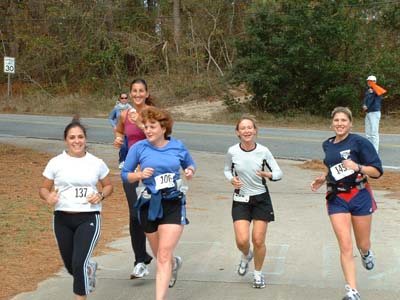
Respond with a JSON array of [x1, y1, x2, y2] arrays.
[[254, 270, 262, 277]]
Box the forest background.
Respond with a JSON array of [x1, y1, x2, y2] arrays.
[[1, 0, 400, 123]]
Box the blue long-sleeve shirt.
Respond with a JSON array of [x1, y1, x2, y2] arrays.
[[108, 102, 132, 128], [362, 87, 381, 113]]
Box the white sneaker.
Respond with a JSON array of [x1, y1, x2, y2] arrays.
[[359, 249, 375, 270], [342, 284, 361, 300], [237, 250, 253, 276], [253, 273, 266, 289], [130, 262, 149, 279], [169, 256, 182, 288], [87, 260, 97, 293], [118, 161, 125, 169]]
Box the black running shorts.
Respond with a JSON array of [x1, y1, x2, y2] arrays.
[[231, 192, 275, 222]]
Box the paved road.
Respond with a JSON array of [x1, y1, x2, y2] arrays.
[[1, 137, 398, 300], [0, 114, 399, 168]]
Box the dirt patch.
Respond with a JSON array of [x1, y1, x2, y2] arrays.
[[300, 159, 400, 198], [0, 144, 129, 300], [168, 99, 226, 122]]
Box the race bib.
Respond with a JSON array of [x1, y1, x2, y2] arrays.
[[330, 163, 354, 181], [60, 186, 94, 204], [233, 193, 250, 203], [155, 173, 175, 191]]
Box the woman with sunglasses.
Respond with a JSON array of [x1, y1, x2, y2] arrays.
[[109, 92, 132, 169]]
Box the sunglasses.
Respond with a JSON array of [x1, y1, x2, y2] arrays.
[[120, 97, 128, 99]]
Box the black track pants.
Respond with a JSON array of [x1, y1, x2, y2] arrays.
[[54, 211, 101, 296]]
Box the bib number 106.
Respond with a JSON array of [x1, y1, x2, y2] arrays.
[[155, 173, 175, 190]]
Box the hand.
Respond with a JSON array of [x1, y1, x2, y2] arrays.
[[256, 170, 272, 179], [342, 159, 358, 172], [87, 192, 102, 204], [310, 174, 326, 192], [46, 188, 59, 205], [362, 105, 368, 112], [128, 109, 139, 123], [140, 167, 154, 180], [113, 136, 124, 149], [184, 168, 194, 180], [231, 176, 242, 190]]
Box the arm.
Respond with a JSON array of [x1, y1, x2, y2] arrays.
[[108, 109, 118, 128], [181, 144, 196, 181], [310, 172, 328, 192], [256, 151, 283, 181], [87, 175, 114, 204], [342, 160, 381, 179], [39, 177, 59, 205], [223, 149, 242, 190], [120, 144, 154, 183], [114, 110, 127, 148]]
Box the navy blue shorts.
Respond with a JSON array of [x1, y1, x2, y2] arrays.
[[326, 187, 377, 216]]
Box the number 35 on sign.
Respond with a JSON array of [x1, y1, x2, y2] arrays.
[[4, 57, 15, 74]]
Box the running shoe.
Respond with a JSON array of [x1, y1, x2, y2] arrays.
[[237, 250, 253, 276], [360, 249, 375, 270], [87, 260, 98, 293], [253, 273, 266, 289], [342, 284, 361, 300], [130, 262, 149, 279], [169, 256, 182, 288]]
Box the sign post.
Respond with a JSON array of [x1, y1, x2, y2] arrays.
[[4, 57, 15, 99]]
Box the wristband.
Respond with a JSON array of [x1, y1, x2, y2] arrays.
[[357, 164, 363, 174]]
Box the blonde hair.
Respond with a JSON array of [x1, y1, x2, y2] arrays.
[[331, 106, 353, 122], [235, 115, 258, 131]]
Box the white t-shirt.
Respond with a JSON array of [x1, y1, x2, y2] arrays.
[[42, 151, 109, 212]]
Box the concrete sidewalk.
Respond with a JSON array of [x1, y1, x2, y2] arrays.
[[3, 138, 398, 300]]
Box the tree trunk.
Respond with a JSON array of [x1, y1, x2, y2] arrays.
[[173, 0, 181, 55]]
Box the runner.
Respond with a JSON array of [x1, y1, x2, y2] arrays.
[[39, 116, 113, 300], [310, 106, 383, 300], [108, 92, 132, 169], [121, 106, 196, 300], [223, 115, 282, 289], [113, 79, 155, 279]]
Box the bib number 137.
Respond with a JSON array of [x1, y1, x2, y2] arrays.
[[155, 173, 175, 190]]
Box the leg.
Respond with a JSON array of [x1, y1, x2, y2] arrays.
[[233, 220, 251, 256], [123, 181, 152, 264], [146, 231, 159, 259], [72, 213, 101, 296], [251, 220, 267, 271], [352, 214, 372, 254], [119, 136, 129, 163], [155, 224, 184, 300], [53, 213, 75, 275], [369, 111, 381, 152], [365, 113, 372, 142], [329, 213, 357, 289]]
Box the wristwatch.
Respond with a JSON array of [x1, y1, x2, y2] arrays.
[[99, 192, 106, 201]]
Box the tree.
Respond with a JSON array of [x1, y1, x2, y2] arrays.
[[230, 1, 386, 115]]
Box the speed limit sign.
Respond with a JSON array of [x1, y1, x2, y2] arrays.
[[4, 57, 15, 74]]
